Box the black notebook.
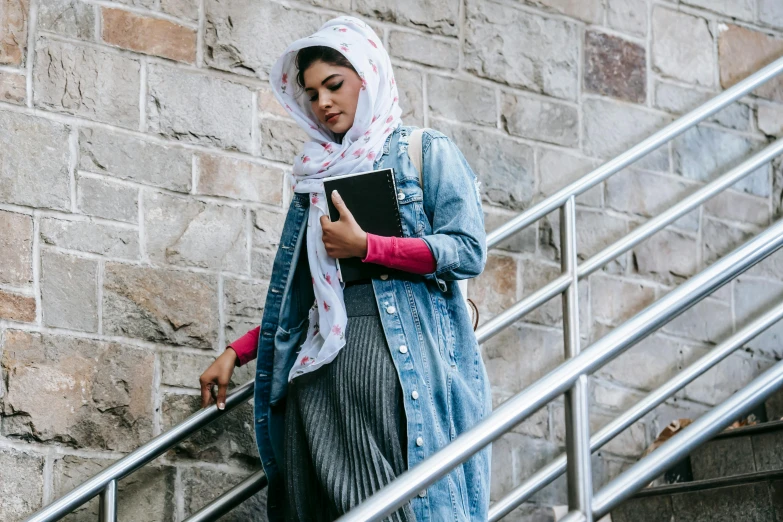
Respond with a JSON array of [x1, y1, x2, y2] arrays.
[[322, 167, 407, 283]]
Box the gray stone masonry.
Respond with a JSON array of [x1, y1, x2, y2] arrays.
[[3, 0, 783, 520]]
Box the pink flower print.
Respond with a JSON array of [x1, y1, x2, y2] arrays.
[[340, 151, 346, 158], [391, 77, 396, 85], [339, 27, 347, 32], [369, 59, 377, 74], [368, 39, 378, 48], [393, 96, 398, 103], [364, 129, 372, 136], [372, 115, 378, 123], [285, 104, 292, 111], [340, 43, 350, 52], [331, 325, 342, 335], [353, 148, 365, 157], [383, 127, 391, 134], [301, 356, 311, 365], [311, 276, 315, 285], [282, 73, 288, 84], [386, 115, 394, 123], [361, 79, 367, 91], [311, 193, 319, 204], [367, 151, 376, 161], [322, 142, 333, 153], [324, 273, 332, 284], [310, 124, 317, 130], [323, 301, 330, 312], [302, 155, 310, 164]]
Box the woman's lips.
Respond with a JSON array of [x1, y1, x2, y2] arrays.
[[326, 113, 340, 123]]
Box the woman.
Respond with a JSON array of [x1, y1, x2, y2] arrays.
[[199, 15, 491, 522]]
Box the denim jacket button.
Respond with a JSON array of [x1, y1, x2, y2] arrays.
[[380, 274, 389, 280], [397, 191, 405, 200], [386, 305, 396, 314], [399, 345, 408, 354], [411, 390, 419, 400], [418, 490, 426, 498], [416, 436, 424, 446]]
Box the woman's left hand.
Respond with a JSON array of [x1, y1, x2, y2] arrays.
[[320, 190, 368, 259]]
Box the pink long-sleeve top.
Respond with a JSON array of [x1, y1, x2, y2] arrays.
[[228, 233, 436, 366]]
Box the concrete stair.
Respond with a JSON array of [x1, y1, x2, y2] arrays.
[[610, 390, 783, 521]]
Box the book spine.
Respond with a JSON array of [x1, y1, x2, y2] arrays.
[[388, 170, 405, 237]]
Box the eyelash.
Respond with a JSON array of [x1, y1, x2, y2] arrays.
[[309, 81, 343, 102]]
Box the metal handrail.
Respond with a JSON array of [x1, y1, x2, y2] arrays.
[[488, 300, 783, 520], [336, 219, 783, 520], [25, 54, 783, 522], [182, 470, 268, 522], [24, 381, 255, 522]]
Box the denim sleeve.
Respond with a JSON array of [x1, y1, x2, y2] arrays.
[[419, 132, 487, 289]]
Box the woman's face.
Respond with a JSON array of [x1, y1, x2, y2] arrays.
[[303, 60, 363, 135]]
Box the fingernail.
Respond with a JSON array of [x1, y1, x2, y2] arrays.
[[218, 402, 225, 410], [333, 190, 342, 202]]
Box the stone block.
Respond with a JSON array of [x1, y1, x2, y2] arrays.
[[760, 0, 783, 29], [674, 125, 769, 197], [0, 448, 43, 521], [612, 495, 673, 522], [654, 80, 751, 132], [395, 67, 423, 127], [663, 297, 733, 343], [52, 455, 175, 521], [606, 170, 699, 230], [1, 329, 155, 450], [483, 206, 537, 254], [501, 92, 578, 147], [79, 128, 192, 193], [257, 86, 289, 118], [633, 228, 699, 283], [590, 274, 656, 326], [671, 482, 774, 521], [162, 393, 259, 467], [41, 217, 139, 259], [484, 324, 564, 393], [753, 430, 783, 472], [0, 69, 25, 104], [428, 75, 496, 127], [702, 218, 755, 266], [682, 0, 754, 20], [464, 0, 579, 100], [584, 31, 646, 104], [542, 209, 629, 271], [607, 0, 647, 37], [195, 153, 283, 205], [143, 191, 246, 271], [490, 432, 564, 504], [758, 103, 783, 137], [147, 64, 253, 152], [251, 247, 276, 280], [682, 346, 762, 405], [469, 253, 517, 320], [103, 262, 219, 349], [518, 258, 589, 334], [224, 277, 268, 318], [389, 30, 459, 69], [583, 98, 672, 172], [734, 277, 783, 359], [552, 403, 647, 458], [0, 0, 27, 65], [597, 330, 683, 392], [0, 111, 71, 211], [161, 0, 198, 20], [432, 119, 535, 211], [719, 24, 783, 103], [355, 0, 459, 36], [41, 250, 98, 331], [523, 0, 604, 24], [652, 7, 715, 87], [301, 0, 350, 9], [204, 0, 322, 78], [538, 149, 601, 207], [704, 189, 771, 226], [182, 466, 267, 519], [101, 7, 196, 63], [258, 117, 308, 163], [252, 207, 286, 248], [108, 0, 154, 7], [76, 174, 139, 223], [591, 377, 647, 412], [34, 38, 140, 128], [0, 210, 33, 286], [492, 389, 549, 438], [0, 288, 35, 322], [38, 0, 94, 39]]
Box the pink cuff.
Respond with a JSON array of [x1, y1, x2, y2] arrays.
[[228, 326, 260, 366], [362, 233, 437, 275]]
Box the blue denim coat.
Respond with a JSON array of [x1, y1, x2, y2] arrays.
[[253, 124, 492, 521]]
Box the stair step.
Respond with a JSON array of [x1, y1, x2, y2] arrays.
[[611, 469, 783, 522], [688, 420, 783, 481]]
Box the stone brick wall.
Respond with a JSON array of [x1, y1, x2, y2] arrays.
[[1, 0, 783, 520]]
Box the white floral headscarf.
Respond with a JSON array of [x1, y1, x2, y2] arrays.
[[269, 16, 402, 381]]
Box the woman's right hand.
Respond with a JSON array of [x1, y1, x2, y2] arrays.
[[199, 348, 238, 410]]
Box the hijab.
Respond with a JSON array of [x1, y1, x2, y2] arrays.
[[269, 15, 402, 381]]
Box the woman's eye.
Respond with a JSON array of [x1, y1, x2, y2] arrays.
[[309, 94, 318, 102], [328, 81, 343, 91]]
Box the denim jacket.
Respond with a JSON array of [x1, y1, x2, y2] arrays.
[[253, 124, 492, 521]]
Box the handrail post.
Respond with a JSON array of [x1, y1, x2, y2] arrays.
[[560, 196, 593, 521], [98, 480, 117, 522]]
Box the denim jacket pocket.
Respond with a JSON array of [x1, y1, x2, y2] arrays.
[[430, 293, 456, 368]]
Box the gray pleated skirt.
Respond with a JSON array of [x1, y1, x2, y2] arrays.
[[282, 280, 416, 522]]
